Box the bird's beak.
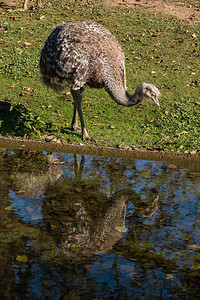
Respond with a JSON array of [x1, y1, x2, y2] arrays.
[[154, 98, 160, 107]]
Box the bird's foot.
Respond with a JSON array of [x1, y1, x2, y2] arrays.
[[13, 8, 27, 11], [83, 135, 96, 143], [71, 125, 81, 132], [82, 130, 96, 143]]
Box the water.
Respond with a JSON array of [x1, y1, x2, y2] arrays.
[[0, 147, 200, 299]]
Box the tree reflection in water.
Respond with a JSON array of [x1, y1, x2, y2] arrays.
[[0, 148, 200, 299]]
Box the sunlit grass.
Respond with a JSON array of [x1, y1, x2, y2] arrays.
[[0, 0, 199, 153]]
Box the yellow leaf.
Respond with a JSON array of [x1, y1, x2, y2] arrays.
[[51, 224, 57, 230], [17, 190, 25, 194], [160, 217, 168, 222], [6, 224, 14, 228], [61, 221, 73, 226], [16, 255, 28, 263], [5, 206, 13, 211], [191, 264, 200, 270], [115, 226, 128, 233], [178, 145, 184, 150], [166, 274, 174, 280], [75, 188, 82, 193], [70, 244, 82, 252]]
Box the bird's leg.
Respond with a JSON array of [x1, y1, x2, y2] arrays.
[[23, 0, 28, 10], [37, 0, 42, 8], [71, 102, 81, 132], [71, 89, 95, 142]]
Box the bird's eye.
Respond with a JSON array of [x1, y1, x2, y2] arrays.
[[151, 92, 156, 98]]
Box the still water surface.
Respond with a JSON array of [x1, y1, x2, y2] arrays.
[[0, 148, 200, 299]]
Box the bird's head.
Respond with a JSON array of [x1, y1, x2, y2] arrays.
[[137, 82, 160, 107]]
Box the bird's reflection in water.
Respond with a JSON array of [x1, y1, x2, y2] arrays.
[[42, 154, 160, 256], [2, 149, 159, 257]]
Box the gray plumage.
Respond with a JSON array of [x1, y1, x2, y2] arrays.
[[40, 20, 160, 141]]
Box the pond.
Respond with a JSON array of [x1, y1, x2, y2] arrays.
[[0, 143, 200, 299]]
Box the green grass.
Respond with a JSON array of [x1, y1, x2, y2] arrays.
[[0, 0, 199, 153]]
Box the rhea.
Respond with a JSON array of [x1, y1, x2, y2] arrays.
[[40, 20, 160, 141]]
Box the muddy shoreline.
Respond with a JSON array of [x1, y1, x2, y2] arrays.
[[0, 137, 199, 170]]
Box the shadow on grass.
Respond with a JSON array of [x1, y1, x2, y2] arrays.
[[0, 101, 88, 140], [0, 101, 21, 136], [60, 127, 81, 139], [0, 0, 16, 9], [0, 101, 44, 137]]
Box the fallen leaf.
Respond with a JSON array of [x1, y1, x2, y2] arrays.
[[24, 42, 32, 46], [115, 226, 128, 233], [5, 206, 13, 211], [118, 142, 125, 148], [5, 224, 14, 229], [166, 274, 175, 280], [178, 145, 184, 150], [160, 217, 168, 222], [148, 118, 155, 124], [167, 164, 177, 169], [109, 125, 116, 129], [61, 221, 73, 226], [192, 33, 197, 38], [16, 255, 28, 263], [191, 264, 200, 270], [24, 87, 34, 92], [70, 244, 82, 252], [17, 190, 25, 194], [51, 224, 58, 230]]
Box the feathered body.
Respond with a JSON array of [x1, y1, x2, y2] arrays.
[[40, 21, 126, 103], [40, 21, 160, 140]]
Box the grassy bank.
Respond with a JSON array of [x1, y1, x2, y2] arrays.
[[0, 0, 199, 153]]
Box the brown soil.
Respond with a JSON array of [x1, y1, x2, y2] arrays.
[[104, 0, 200, 23]]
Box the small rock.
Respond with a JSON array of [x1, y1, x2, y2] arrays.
[[190, 150, 197, 155], [45, 135, 61, 143], [131, 145, 139, 151]]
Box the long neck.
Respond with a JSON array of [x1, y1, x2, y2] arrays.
[[105, 86, 142, 107]]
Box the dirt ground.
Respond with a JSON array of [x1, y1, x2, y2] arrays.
[[104, 0, 200, 23], [1, 0, 200, 23]]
